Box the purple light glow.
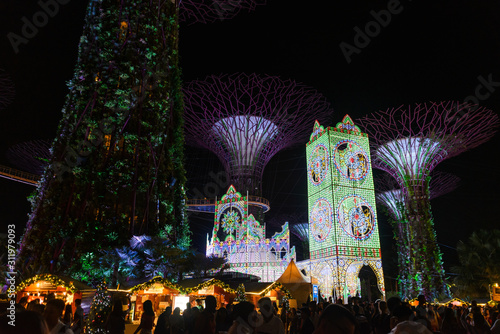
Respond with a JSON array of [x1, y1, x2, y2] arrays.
[[183, 73, 333, 195]]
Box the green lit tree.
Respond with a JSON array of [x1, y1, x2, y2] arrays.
[[86, 282, 112, 334], [452, 229, 500, 300], [18, 0, 189, 277], [235, 283, 247, 302]]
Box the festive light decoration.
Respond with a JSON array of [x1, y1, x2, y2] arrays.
[[375, 171, 460, 299], [206, 186, 296, 282], [130, 276, 237, 295], [298, 116, 385, 300], [183, 73, 332, 196], [235, 283, 247, 302], [179, 0, 265, 24], [358, 101, 499, 299], [18, 0, 189, 276], [86, 282, 112, 334], [16, 274, 77, 293], [259, 282, 292, 300], [6, 139, 51, 174]]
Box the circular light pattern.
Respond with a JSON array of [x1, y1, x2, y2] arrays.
[[310, 198, 333, 242], [337, 195, 376, 240], [220, 207, 242, 236], [308, 144, 329, 185], [333, 139, 369, 181]]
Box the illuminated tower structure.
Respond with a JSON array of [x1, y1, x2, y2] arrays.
[[375, 172, 460, 299], [302, 115, 385, 300], [358, 101, 499, 299], [184, 73, 332, 217], [18, 0, 188, 276], [206, 185, 295, 282]]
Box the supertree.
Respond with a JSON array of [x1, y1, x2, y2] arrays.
[[18, 0, 188, 280], [179, 0, 265, 24], [290, 222, 309, 260], [183, 73, 333, 200], [375, 171, 460, 299], [6, 139, 51, 174], [358, 101, 499, 300], [0, 69, 15, 110]]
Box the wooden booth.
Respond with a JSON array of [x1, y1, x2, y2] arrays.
[[129, 276, 182, 322], [179, 278, 236, 309], [245, 281, 293, 308], [16, 274, 95, 314]]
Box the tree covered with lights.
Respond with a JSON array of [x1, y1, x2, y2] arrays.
[[375, 171, 460, 299], [18, 0, 189, 280], [235, 283, 247, 302], [86, 282, 112, 334], [359, 101, 499, 300]]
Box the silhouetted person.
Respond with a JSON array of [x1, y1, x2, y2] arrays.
[[106, 300, 125, 334]]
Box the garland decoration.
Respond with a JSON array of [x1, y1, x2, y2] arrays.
[[129, 276, 182, 293], [16, 274, 77, 293], [129, 277, 237, 294], [260, 282, 292, 299]]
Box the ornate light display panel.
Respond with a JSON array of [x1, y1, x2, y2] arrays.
[[206, 185, 296, 282], [303, 116, 385, 300]]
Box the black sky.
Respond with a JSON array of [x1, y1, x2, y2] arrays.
[[1, 0, 499, 280]]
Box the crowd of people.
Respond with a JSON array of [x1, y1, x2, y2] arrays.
[[0, 294, 83, 334], [2, 293, 500, 334]]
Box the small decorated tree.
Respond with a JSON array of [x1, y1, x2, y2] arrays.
[[235, 283, 247, 302], [86, 282, 112, 333]]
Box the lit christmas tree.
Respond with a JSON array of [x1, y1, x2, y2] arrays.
[[235, 283, 247, 302], [86, 282, 112, 333]]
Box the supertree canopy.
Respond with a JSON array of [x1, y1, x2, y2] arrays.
[[359, 101, 499, 299], [179, 0, 265, 24], [6, 139, 51, 174], [183, 73, 333, 196], [375, 171, 460, 299], [18, 0, 188, 279]]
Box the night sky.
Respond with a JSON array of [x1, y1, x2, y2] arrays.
[[1, 0, 499, 280]]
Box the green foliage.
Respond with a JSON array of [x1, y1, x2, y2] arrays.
[[452, 229, 500, 299], [18, 0, 190, 276]]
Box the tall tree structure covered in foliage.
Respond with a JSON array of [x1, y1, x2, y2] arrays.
[[359, 101, 499, 299], [18, 0, 188, 279], [375, 171, 460, 299]]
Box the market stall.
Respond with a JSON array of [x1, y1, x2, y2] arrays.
[[179, 278, 237, 309], [16, 274, 95, 314], [129, 276, 182, 321]]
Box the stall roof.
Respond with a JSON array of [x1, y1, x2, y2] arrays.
[[277, 260, 308, 284], [17, 274, 93, 293]]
